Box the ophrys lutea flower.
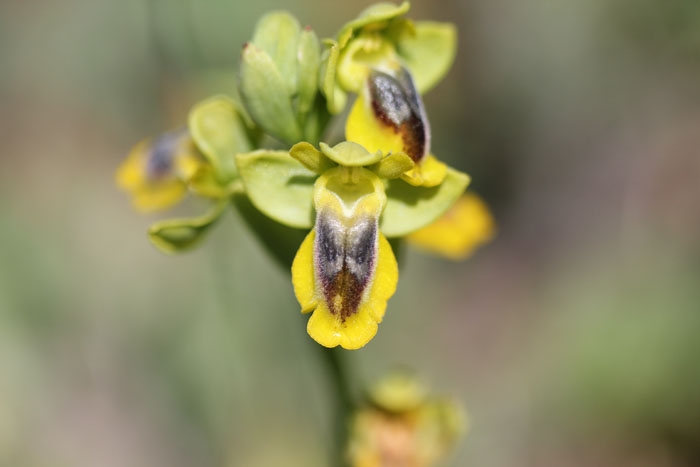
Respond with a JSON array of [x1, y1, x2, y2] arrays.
[[292, 151, 399, 350], [346, 66, 447, 187], [116, 128, 203, 212]]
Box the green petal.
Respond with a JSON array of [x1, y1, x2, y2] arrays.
[[337, 1, 411, 48], [319, 141, 382, 167], [251, 11, 301, 95], [370, 152, 414, 179], [290, 142, 336, 174], [148, 199, 228, 254], [297, 27, 321, 118], [397, 21, 457, 93], [239, 43, 302, 144], [188, 95, 252, 180], [319, 39, 348, 115], [235, 150, 316, 228], [380, 167, 470, 237]]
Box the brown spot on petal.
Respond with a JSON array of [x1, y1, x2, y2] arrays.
[[368, 67, 430, 163], [315, 211, 378, 321]]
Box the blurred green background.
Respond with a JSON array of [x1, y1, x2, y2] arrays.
[[2, 0, 700, 465]]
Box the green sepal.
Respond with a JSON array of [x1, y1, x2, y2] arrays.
[[251, 11, 301, 96], [319, 39, 347, 114], [240, 43, 302, 144], [290, 142, 336, 174], [380, 167, 470, 237], [147, 198, 228, 254], [397, 21, 457, 93], [302, 96, 331, 145], [370, 152, 414, 179], [235, 150, 316, 229], [336, 34, 401, 92], [319, 141, 383, 167], [188, 95, 252, 181], [232, 193, 309, 271], [337, 1, 411, 48], [297, 27, 321, 119]]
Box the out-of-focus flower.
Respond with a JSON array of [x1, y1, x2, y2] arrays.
[[116, 129, 203, 212], [292, 161, 398, 349], [407, 192, 495, 260], [348, 373, 466, 467], [346, 66, 447, 187]]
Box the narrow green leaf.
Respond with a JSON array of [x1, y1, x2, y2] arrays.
[[380, 167, 470, 237], [148, 199, 228, 254], [240, 43, 302, 144], [235, 150, 316, 229], [319, 40, 347, 114], [397, 21, 457, 93]]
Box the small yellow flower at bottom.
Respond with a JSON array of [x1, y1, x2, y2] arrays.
[[408, 192, 495, 260], [116, 129, 203, 212], [292, 167, 398, 349]]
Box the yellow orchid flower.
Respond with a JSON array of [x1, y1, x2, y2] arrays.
[[407, 192, 495, 260], [346, 67, 447, 187], [116, 129, 203, 212], [292, 165, 398, 349], [347, 373, 466, 467]]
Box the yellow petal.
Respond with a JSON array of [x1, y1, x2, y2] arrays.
[[115, 140, 149, 190], [400, 154, 447, 187], [131, 180, 187, 213], [346, 93, 405, 155], [367, 233, 398, 322], [407, 193, 495, 260], [307, 300, 378, 350], [291, 230, 318, 313]]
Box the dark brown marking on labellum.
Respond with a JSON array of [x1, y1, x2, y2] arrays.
[[145, 127, 188, 180], [367, 67, 430, 163], [315, 211, 378, 321]]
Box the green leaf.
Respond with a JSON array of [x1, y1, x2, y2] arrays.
[[337, 1, 411, 48], [318, 40, 348, 115], [396, 21, 457, 93], [188, 95, 252, 180], [232, 194, 309, 271], [148, 199, 228, 254], [370, 152, 414, 179], [235, 150, 316, 229], [297, 27, 321, 118], [319, 141, 383, 167], [240, 43, 302, 144], [380, 167, 470, 237], [251, 11, 301, 95], [290, 142, 336, 173]]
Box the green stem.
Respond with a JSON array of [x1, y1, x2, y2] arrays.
[[319, 346, 355, 467]]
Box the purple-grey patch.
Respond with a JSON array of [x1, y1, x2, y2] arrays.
[[314, 210, 379, 321]]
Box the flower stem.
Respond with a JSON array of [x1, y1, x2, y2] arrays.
[[319, 346, 354, 467]]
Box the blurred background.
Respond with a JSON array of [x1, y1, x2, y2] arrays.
[[1, 0, 700, 465]]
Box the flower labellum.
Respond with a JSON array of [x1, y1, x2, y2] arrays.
[[292, 166, 398, 349], [116, 128, 202, 212]]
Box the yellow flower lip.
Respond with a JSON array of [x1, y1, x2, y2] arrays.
[[116, 128, 203, 213], [292, 167, 397, 350]]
